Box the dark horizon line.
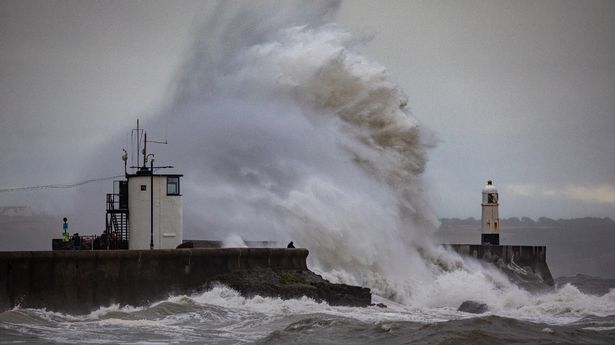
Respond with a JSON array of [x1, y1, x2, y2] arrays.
[[439, 216, 614, 222]]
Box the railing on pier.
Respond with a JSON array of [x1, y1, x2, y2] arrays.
[[51, 235, 104, 250]]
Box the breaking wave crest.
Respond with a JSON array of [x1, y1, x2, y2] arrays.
[[152, 0, 448, 305], [140, 0, 614, 313]]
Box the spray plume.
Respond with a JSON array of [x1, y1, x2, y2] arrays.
[[147, 0, 470, 304], [147, 0, 446, 302]]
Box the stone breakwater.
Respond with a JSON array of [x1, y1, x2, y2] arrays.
[[0, 248, 371, 313], [447, 244, 554, 290]]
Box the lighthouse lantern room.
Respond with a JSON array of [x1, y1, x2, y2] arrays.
[[481, 180, 500, 245]]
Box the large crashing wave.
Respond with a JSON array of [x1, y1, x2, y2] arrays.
[[151, 0, 452, 303]]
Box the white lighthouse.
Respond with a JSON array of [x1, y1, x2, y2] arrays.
[[481, 180, 500, 245]]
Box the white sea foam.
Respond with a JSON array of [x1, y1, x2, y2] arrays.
[[583, 326, 615, 331], [85, 303, 145, 320], [158, 284, 615, 326], [7, 282, 602, 329], [97, 318, 164, 327], [167, 285, 466, 324]]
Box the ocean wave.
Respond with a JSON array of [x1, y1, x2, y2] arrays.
[[2, 284, 614, 344], [4, 280, 613, 327]]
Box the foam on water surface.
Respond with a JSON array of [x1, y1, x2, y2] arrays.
[[2, 282, 614, 344]]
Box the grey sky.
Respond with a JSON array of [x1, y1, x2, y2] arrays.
[[1, 0, 614, 220], [339, 0, 615, 219]]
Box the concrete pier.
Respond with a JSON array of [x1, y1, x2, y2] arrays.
[[0, 248, 371, 313], [447, 244, 554, 288]]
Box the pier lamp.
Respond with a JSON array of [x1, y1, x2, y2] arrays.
[[148, 154, 155, 250]]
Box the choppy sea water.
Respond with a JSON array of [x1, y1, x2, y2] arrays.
[[2, 277, 614, 345]]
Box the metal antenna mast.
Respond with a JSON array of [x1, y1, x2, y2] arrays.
[[131, 119, 145, 170], [143, 130, 168, 170]]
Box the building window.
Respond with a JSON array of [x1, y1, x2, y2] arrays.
[[140, 185, 147, 191], [167, 176, 180, 195]]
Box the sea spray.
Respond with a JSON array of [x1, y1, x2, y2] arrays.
[[147, 0, 448, 304], [121, 1, 611, 312], [222, 234, 248, 248]]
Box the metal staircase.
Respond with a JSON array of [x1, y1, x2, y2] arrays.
[[105, 180, 129, 249]]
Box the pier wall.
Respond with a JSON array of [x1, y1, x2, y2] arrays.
[[447, 244, 554, 287], [0, 248, 308, 313]]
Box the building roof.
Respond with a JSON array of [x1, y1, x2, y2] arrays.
[[126, 173, 183, 178], [482, 180, 498, 193]]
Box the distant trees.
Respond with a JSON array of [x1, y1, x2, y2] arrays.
[[438, 216, 614, 230]]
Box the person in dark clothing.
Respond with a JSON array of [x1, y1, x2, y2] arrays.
[[287, 241, 295, 248], [72, 233, 81, 250], [99, 232, 107, 248]]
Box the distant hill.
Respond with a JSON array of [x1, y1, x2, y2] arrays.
[[436, 217, 615, 279], [439, 216, 614, 230]]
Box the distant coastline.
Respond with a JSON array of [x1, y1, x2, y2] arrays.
[[1, 210, 613, 278], [439, 216, 614, 229]]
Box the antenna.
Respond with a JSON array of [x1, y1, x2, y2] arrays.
[[137, 119, 140, 167], [131, 119, 144, 169], [142, 132, 148, 168], [141, 132, 168, 168], [127, 119, 168, 174], [122, 149, 128, 176]]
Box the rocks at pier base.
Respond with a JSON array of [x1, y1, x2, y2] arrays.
[[457, 300, 488, 314], [205, 269, 371, 307]]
